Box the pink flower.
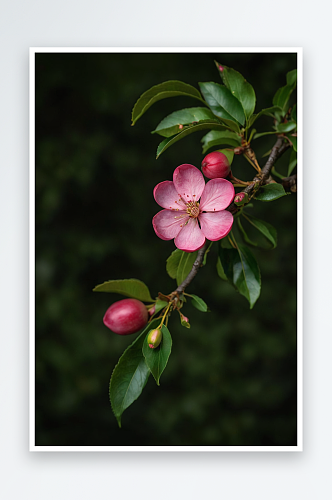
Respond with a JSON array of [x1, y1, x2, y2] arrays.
[[152, 164, 235, 252]]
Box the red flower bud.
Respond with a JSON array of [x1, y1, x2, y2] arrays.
[[218, 65, 224, 72], [201, 151, 231, 179], [147, 328, 163, 349], [103, 298, 148, 335]]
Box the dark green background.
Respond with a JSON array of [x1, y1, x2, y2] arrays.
[[35, 52, 297, 446]]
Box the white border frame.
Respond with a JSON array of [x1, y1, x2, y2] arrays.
[[29, 47, 302, 452]]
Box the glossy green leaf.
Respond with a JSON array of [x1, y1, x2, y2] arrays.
[[93, 278, 153, 302], [217, 148, 234, 166], [199, 82, 246, 126], [190, 294, 208, 312], [237, 218, 257, 247], [248, 106, 282, 128], [255, 183, 287, 201], [219, 244, 261, 308], [152, 107, 218, 137], [142, 325, 172, 385], [166, 249, 183, 279], [216, 257, 227, 280], [156, 121, 229, 158], [215, 61, 256, 120], [242, 214, 277, 249], [201, 130, 241, 154], [109, 320, 159, 427], [217, 117, 241, 133], [288, 149, 297, 176], [276, 121, 296, 133], [291, 104, 297, 123], [176, 250, 198, 286], [131, 81, 203, 125]]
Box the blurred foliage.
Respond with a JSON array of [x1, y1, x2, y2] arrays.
[[35, 52, 297, 446]]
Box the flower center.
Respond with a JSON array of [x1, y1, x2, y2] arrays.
[[186, 201, 200, 218]]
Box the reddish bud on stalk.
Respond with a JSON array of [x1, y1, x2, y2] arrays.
[[234, 192, 249, 206], [148, 304, 156, 316], [147, 328, 163, 349], [218, 65, 224, 72], [103, 298, 148, 335], [179, 124, 183, 130], [201, 151, 231, 179]]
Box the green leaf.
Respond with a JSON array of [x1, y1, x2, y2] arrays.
[[154, 300, 168, 314], [219, 244, 261, 308], [276, 121, 297, 133], [156, 121, 229, 158], [288, 149, 297, 176], [166, 248, 183, 279], [152, 107, 218, 137], [242, 214, 277, 249], [254, 131, 277, 139], [291, 104, 297, 123], [272, 71, 296, 111], [255, 183, 287, 202], [287, 134, 297, 151], [199, 82, 246, 126], [93, 278, 153, 302], [273, 86, 294, 110], [217, 117, 241, 133], [215, 61, 256, 121], [142, 325, 172, 385], [109, 320, 159, 427], [217, 148, 234, 166], [190, 294, 208, 312], [176, 250, 198, 286], [201, 130, 241, 154], [237, 218, 258, 247], [202, 241, 213, 266], [248, 106, 282, 128], [131, 81, 203, 125], [286, 69, 297, 87], [216, 257, 227, 280]]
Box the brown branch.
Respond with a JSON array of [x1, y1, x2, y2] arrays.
[[175, 244, 207, 294], [227, 137, 290, 215], [282, 174, 297, 192], [173, 137, 291, 294]]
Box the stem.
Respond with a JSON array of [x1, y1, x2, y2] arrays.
[[175, 244, 207, 294], [158, 301, 172, 328]]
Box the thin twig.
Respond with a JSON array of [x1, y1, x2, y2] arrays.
[[175, 244, 207, 294]]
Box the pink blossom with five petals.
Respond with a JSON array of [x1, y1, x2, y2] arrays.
[[152, 164, 235, 252]]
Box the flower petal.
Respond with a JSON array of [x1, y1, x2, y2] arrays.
[[174, 217, 206, 252], [199, 211, 234, 241], [153, 181, 186, 210], [199, 178, 235, 212], [173, 164, 205, 203], [152, 209, 189, 240]]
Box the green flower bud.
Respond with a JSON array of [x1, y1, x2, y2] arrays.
[[147, 328, 162, 349], [234, 192, 249, 206]]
